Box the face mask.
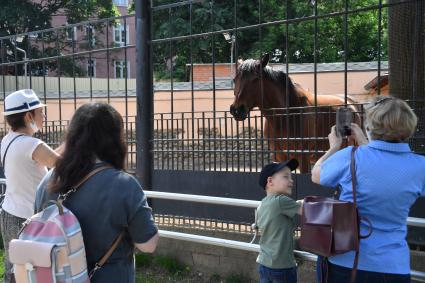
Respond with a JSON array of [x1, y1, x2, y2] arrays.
[[29, 120, 39, 133]]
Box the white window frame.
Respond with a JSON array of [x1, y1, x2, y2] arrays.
[[114, 60, 130, 78], [84, 25, 96, 47], [65, 25, 77, 41], [112, 23, 129, 46], [87, 59, 96, 78], [113, 0, 128, 7]]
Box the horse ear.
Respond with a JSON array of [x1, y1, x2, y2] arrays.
[[261, 53, 269, 68]]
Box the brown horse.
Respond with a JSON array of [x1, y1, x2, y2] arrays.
[[230, 54, 359, 173]]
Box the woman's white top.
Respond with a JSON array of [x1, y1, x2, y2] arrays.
[[1, 131, 47, 219]]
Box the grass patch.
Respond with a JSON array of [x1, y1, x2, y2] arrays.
[[136, 253, 196, 282], [225, 273, 251, 283], [153, 255, 189, 276], [0, 250, 3, 278], [135, 253, 154, 268], [205, 272, 252, 283], [209, 273, 222, 282], [0, 249, 252, 283]]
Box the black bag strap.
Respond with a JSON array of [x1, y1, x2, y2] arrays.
[[350, 146, 358, 207], [350, 146, 359, 283], [1, 134, 25, 172]]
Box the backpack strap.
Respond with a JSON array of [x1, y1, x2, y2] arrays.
[[56, 165, 125, 279], [89, 232, 125, 278], [1, 134, 25, 172], [73, 166, 112, 189], [58, 166, 112, 201]]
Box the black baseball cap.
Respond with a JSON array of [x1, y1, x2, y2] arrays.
[[259, 159, 299, 189]]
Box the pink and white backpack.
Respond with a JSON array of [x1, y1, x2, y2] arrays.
[[8, 167, 123, 283]]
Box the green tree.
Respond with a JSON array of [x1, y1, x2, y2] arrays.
[[144, 0, 388, 81], [0, 0, 120, 76]]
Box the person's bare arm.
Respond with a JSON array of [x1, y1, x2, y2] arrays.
[[311, 126, 342, 184], [54, 143, 66, 155], [135, 232, 159, 253], [312, 123, 368, 184], [32, 143, 60, 168]]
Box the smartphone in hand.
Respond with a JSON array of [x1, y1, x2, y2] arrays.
[[336, 107, 352, 137]]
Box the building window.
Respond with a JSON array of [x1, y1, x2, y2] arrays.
[[65, 25, 77, 41], [113, 0, 128, 7], [113, 23, 129, 46], [87, 59, 96, 77], [114, 60, 130, 78], [84, 25, 96, 47]]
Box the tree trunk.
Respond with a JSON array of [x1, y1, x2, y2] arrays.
[[388, 0, 425, 100]]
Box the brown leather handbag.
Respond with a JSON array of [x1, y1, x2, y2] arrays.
[[299, 147, 372, 282]]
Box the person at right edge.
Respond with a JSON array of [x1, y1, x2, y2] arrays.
[[312, 96, 425, 283]]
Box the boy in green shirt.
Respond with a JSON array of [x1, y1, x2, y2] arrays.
[[256, 159, 303, 283]]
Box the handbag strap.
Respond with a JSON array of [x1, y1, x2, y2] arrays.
[[350, 146, 358, 208], [350, 146, 359, 283], [1, 134, 25, 172]]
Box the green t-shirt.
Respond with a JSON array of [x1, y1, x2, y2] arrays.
[[256, 194, 300, 269]]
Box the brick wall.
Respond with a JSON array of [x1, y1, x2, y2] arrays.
[[189, 64, 235, 81]]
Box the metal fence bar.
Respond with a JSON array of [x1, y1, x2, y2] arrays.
[[136, 0, 154, 189], [143, 190, 425, 228], [150, 0, 418, 44], [0, 15, 135, 41], [145, 190, 259, 208], [0, 45, 136, 66], [408, 217, 425, 228]]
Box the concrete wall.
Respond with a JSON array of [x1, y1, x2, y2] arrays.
[[154, 226, 425, 282]]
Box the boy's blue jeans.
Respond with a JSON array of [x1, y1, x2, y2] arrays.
[[258, 264, 297, 283]]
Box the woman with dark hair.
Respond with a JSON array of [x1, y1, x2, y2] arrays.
[[1, 89, 62, 283], [35, 102, 158, 283]]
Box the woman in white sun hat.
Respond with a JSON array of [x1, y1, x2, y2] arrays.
[[0, 89, 62, 283]]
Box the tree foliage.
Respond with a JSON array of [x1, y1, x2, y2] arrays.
[[0, 0, 120, 76], [144, 0, 388, 81]]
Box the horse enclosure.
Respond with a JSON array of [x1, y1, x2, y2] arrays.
[[0, 0, 424, 247]]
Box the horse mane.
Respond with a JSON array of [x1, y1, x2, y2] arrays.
[[237, 59, 310, 107]]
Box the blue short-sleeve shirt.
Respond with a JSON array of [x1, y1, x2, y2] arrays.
[[320, 140, 425, 274], [35, 164, 158, 283]]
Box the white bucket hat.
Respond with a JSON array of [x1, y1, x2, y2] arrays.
[[3, 89, 46, 116]]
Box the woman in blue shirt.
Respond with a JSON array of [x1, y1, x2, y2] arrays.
[[311, 96, 425, 283]]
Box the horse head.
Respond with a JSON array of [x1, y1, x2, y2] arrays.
[[230, 53, 270, 121]]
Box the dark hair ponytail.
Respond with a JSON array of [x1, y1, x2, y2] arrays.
[[49, 103, 127, 194]]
